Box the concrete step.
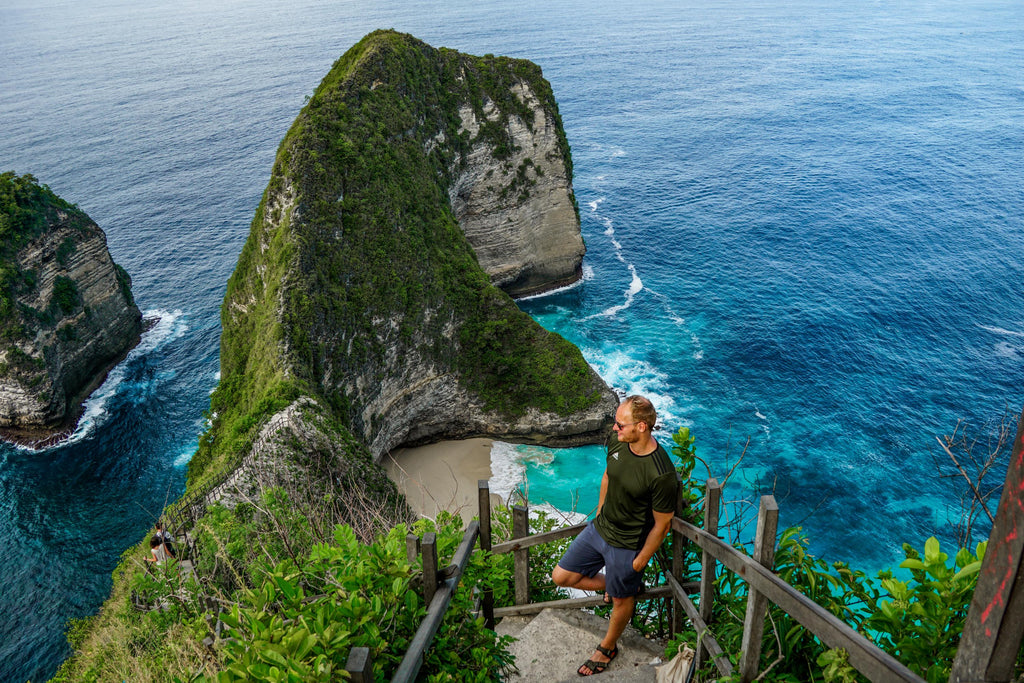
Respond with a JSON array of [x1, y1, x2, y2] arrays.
[[496, 608, 667, 682]]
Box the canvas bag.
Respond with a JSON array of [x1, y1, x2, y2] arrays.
[[656, 643, 695, 683]]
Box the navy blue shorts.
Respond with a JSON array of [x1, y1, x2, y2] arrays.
[[557, 521, 643, 598]]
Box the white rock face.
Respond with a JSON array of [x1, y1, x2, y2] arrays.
[[448, 81, 584, 298], [350, 322, 616, 460], [0, 213, 141, 435]]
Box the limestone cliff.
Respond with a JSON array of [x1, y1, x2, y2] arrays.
[[449, 80, 584, 297], [190, 30, 615, 484], [0, 173, 142, 440]]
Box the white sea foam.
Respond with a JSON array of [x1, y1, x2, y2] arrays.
[[691, 334, 704, 360], [585, 264, 642, 320], [489, 441, 527, 502], [994, 341, 1020, 359], [581, 264, 595, 281], [755, 408, 771, 439], [25, 309, 189, 451], [174, 445, 196, 468], [979, 324, 1024, 338], [588, 197, 605, 212], [515, 278, 583, 301], [589, 350, 685, 427]]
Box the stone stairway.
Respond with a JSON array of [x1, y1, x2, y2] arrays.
[[496, 608, 667, 682]]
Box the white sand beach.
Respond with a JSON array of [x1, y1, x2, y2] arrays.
[[384, 438, 504, 524]]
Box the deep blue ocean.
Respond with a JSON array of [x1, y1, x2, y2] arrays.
[[2, 0, 1022, 679]]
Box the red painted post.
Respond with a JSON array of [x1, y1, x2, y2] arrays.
[[951, 408, 1024, 682]]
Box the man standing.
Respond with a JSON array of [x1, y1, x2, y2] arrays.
[[551, 395, 679, 676]]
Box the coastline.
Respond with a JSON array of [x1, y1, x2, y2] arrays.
[[384, 438, 503, 524]]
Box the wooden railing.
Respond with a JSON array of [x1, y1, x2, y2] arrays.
[[347, 477, 933, 683], [346, 521, 481, 683], [669, 486, 923, 682]]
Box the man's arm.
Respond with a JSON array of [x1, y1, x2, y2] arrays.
[[631, 509, 673, 572], [597, 471, 609, 517]]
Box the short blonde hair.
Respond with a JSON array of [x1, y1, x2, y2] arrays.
[[624, 395, 656, 431]]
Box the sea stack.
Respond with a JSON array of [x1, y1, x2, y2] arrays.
[[194, 30, 615, 487], [0, 172, 143, 441]]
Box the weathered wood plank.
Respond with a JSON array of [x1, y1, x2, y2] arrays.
[[422, 533, 438, 608], [700, 479, 721, 625], [672, 481, 687, 635], [513, 506, 529, 605], [952, 407, 1024, 683], [698, 479, 722, 672], [492, 584, 693, 617], [739, 495, 778, 683], [664, 562, 735, 678], [391, 523, 479, 683], [345, 647, 372, 683], [478, 480, 495, 629], [490, 522, 587, 555], [671, 517, 924, 683]]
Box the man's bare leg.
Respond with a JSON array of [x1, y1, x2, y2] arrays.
[[577, 595, 634, 675], [551, 566, 606, 592]]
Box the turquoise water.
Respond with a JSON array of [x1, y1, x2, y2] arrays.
[[1, 0, 1022, 679]]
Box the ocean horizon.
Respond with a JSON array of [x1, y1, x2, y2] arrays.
[[2, 0, 1023, 679]]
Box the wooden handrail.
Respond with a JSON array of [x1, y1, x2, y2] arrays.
[[390, 521, 480, 683], [659, 554, 734, 678], [671, 516, 924, 683], [493, 584, 694, 618], [490, 522, 587, 555]]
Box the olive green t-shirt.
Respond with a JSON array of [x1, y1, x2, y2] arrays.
[[594, 436, 679, 551]]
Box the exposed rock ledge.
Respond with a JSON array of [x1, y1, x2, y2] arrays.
[[0, 174, 142, 441]]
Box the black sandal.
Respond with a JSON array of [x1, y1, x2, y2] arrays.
[[578, 644, 618, 676]]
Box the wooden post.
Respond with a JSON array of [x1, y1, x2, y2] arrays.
[[739, 495, 779, 683], [422, 532, 439, 607], [696, 478, 722, 672], [479, 480, 495, 629], [345, 646, 372, 683], [672, 480, 687, 635], [952, 407, 1024, 683], [407, 532, 420, 565], [513, 505, 529, 605]]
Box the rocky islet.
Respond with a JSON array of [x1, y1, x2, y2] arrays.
[[0, 172, 143, 443]]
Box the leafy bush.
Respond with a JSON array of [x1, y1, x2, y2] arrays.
[[60, 492, 514, 682], [51, 276, 80, 314]]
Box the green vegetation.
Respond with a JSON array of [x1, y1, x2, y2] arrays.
[[0, 172, 87, 247], [54, 417, 1024, 682], [52, 489, 513, 682], [1, 173, 85, 330], [51, 276, 80, 314]]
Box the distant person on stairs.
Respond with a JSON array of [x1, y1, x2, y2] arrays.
[[154, 521, 176, 558], [551, 395, 679, 676]]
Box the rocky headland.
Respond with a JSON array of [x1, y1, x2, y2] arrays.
[[188, 29, 616, 494], [0, 173, 142, 443]]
